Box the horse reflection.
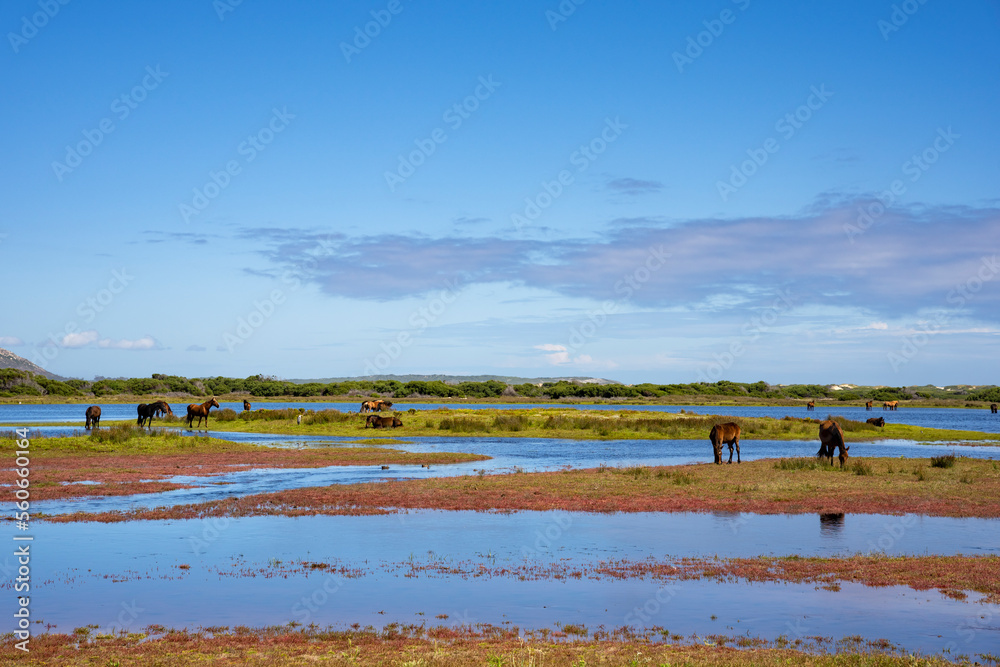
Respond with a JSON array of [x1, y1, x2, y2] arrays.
[[819, 512, 845, 533]]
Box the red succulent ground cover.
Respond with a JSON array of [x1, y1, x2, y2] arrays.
[[0, 624, 951, 666], [44, 458, 1000, 522], [17, 449, 488, 501]]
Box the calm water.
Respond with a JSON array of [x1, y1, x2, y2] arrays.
[[2, 514, 997, 655], [26, 429, 1000, 516], [3, 402, 999, 433]]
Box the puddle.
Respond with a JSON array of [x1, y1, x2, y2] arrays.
[[3, 514, 997, 656]]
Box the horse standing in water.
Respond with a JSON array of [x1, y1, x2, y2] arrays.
[[243, 400, 252, 411], [186, 397, 220, 428], [85, 406, 101, 430]]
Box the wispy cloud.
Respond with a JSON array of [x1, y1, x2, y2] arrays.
[[0, 336, 24, 346], [606, 177, 664, 196], [61, 330, 100, 348], [186, 344, 207, 352], [98, 336, 159, 350], [245, 201, 1000, 324]]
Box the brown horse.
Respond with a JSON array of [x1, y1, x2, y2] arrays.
[[376, 400, 394, 411], [360, 400, 378, 413], [84, 405, 101, 430], [817, 420, 850, 468], [366, 415, 402, 428], [991, 403, 998, 414], [883, 401, 898, 411], [865, 401, 873, 410], [243, 400, 252, 411], [709, 422, 741, 464], [186, 397, 220, 427], [138, 400, 173, 427], [806, 401, 815, 411], [866, 417, 885, 427]]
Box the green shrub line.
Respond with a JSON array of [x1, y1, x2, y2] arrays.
[[2, 369, 999, 404]]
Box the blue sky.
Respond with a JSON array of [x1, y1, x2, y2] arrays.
[[2, 0, 998, 385]]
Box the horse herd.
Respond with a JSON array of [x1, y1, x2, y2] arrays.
[[83, 397, 223, 430], [709, 419, 851, 468]]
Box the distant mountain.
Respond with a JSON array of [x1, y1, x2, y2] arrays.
[[287, 374, 620, 386], [0, 347, 66, 381]]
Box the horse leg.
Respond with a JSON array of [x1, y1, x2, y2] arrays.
[[734, 438, 741, 464]]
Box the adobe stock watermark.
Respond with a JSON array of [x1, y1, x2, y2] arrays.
[[844, 127, 958, 243], [511, 116, 628, 231], [696, 289, 794, 382], [864, 514, 916, 555], [623, 580, 681, 626], [291, 571, 347, 624], [28, 268, 134, 368], [878, 0, 930, 40], [673, 0, 751, 73], [545, 0, 586, 31], [51, 65, 169, 182], [362, 277, 462, 375], [179, 107, 294, 223], [547, 244, 669, 364], [223, 232, 339, 352], [213, 0, 244, 21], [887, 254, 997, 372], [519, 512, 573, 559], [340, 0, 408, 63], [385, 76, 501, 192], [7, 0, 71, 54], [716, 84, 833, 202]]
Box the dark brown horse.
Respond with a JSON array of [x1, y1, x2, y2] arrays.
[[817, 420, 849, 468], [84, 405, 101, 430], [866, 417, 885, 427], [186, 397, 220, 427], [366, 415, 402, 428], [376, 400, 394, 411], [992, 403, 998, 414], [243, 399, 252, 411], [138, 400, 173, 427], [709, 422, 741, 464], [865, 401, 873, 410], [806, 401, 815, 411]]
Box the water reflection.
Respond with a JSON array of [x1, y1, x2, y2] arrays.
[[820, 512, 846, 534]]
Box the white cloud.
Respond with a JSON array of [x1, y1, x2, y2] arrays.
[[61, 330, 99, 348], [98, 336, 158, 350], [535, 343, 570, 364], [0, 336, 24, 346]]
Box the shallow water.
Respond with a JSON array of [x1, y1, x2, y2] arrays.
[[4, 402, 1000, 433], [28, 430, 1000, 516], [3, 514, 997, 655]]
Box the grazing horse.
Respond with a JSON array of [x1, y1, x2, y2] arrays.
[[152, 400, 173, 418], [865, 401, 873, 411], [84, 405, 101, 430], [709, 422, 741, 464], [360, 400, 379, 413], [883, 401, 898, 411], [243, 400, 252, 411], [186, 397, 221, 428], [375, 400, 394, 411], [991, 403, 998, 414], [817, 420, 850, 468], [806, 401, 815, 411], [866, 417, 885, 427], [366, 415, 402, 428]]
